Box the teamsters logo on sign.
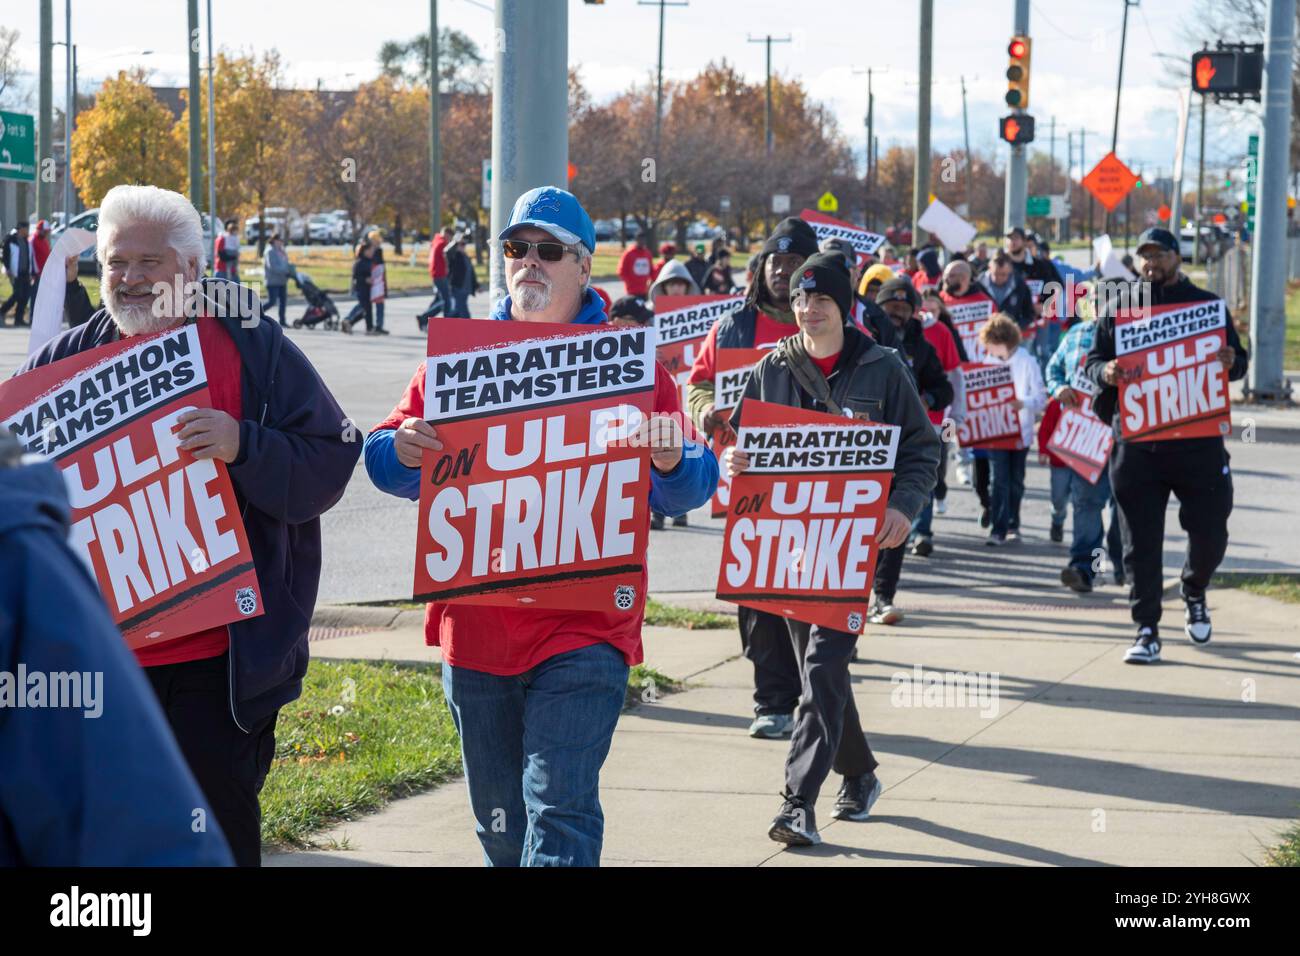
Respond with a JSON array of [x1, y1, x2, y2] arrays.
[[715, 399, 899, 634], [414, 319, 658, 613], [0, 325, 263, 648]]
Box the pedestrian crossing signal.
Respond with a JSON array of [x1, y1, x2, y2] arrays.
[[1000, 114, 1035, 145], [1006, 35, 1031, 109]]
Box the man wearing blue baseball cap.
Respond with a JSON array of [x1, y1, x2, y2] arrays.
[[364, 186, 718, 866]]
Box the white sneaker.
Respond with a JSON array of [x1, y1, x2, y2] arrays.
[[934, 498, 948, 515], [955, 463, 971, 486], [868, 601, 904, 626], [1184, 596, 1212, 645], [1123, 627, 1162, 664]]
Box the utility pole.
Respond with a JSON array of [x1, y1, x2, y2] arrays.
[[1049, 115, 1056, 240], [205, 0, 217, 230], [640, 0, 688, 242], [1247, 0, 1296, 400], [1193, 89, 1206, 265], [1066, 129, 1073, 241], [62, 0, 72, 220], [1003, 0, 1029, 234], [187, 0, 202, 214], [1107, 0, 1139, 236], [489, 0, 569, 304], [961, 74, 973, 221], [748, 33, 790, 234], [853, 66, 884, 229], [38, 0, 52, 222], [913, 0, 933, 245], [429, 0, 441, 235], [1082, 127, 1092, 242]]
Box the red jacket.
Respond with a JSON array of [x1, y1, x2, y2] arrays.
[[1037, 398, 1066, 468], [428, 234, 449, 280], [372, 358, 698, 676], [617, 245, 655, 296]]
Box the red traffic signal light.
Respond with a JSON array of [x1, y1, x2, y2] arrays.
[[1191, 47, 1263, 99], [1000, 113, 1035, 145], [1006, 35, 1032, 109]]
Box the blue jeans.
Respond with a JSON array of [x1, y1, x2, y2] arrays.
[[265, 284, 287, 324], [434, 277, 451, 314], [1049, 465, 1072, 527], [988, 448, 1028, 536], [441, 642, 629, 867], [1068, 467, 1113, 580], [449, 286, 471, 318], [373, 300, 385, 330], [1033, 322, 1061, 374]]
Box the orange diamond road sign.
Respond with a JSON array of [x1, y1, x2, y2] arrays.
[[1082, 152, 1139, 213], [1157, 203, 1172, 221]]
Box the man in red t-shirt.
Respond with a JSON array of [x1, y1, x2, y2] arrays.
[[617, 230, 655, 297], [365, 186, 717, 867]]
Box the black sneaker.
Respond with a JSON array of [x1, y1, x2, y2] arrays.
[[1060, 565, 1093, 593], [1123, 627, 1161, 665], [984, 533, 1005, 547], [1184, 595, 1212, 645], [1049, 522, 1064, 543], [672, 514, 688, 527], [911, 535, 933, 557], [979, 508, 990, 529], [768, 793, 820, 846], [650, 512, 665, 531], [832, 772, 883, 821]]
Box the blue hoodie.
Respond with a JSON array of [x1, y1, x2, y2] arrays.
[[364, 288, 718, 516], [0, 454, 234, 865]]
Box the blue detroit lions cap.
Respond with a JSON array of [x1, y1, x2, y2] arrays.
[[498, 186, 596, 254]]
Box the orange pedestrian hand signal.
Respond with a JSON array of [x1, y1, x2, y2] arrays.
[[1194, 56, 1216, 90]]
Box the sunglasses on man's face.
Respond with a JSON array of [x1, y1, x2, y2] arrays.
[[502, 239, 577, 262]]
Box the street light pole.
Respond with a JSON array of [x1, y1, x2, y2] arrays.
[[205, 0, 217, 236], [429, 0, 441, 236], [748, 34, 790, 235], [187, 0, 203, 214], [913, 0, 933, 245], [639, 0, 688, 242], [1107, 0, 1139, 237]]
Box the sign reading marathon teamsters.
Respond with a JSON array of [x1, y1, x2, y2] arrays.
[[956, 361, 1022, 450], [653, 293, 744, 412], [716, 399, 898, 634], [1047, 365, 1114, 484], [0, 325, 263, 648], [1114, 299, 1231, 441], [709, 347, 768, 518], [415, 318, 657, 613], [799, 209, 887, 266], [945, 294, 996, 361]]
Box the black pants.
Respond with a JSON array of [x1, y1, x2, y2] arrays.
[[0, 274, 31, 324], [1108, 437, 1233, 629], [738, 605, 801, 716], [784, 620, 878, 804], [934, 437, 950, 502], [974, 455, 991, 510], [145, 653, 279, 867], [873, 543, 905, 602], [344, 294, 373, 330]]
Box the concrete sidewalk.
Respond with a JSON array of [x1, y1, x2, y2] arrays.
[[266, 584, 1300, 867]]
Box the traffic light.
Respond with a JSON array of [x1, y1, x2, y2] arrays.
[[1005, 35, 1032, 109], [1190, 46, 1263, 100], [999, 113, 1035, 145]]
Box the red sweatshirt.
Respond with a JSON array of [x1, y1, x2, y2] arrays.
[[617, 245, 655, 297], [1037, 397, 1066, 468]]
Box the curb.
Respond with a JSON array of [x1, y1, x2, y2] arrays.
[[310, 604, 423, 631]]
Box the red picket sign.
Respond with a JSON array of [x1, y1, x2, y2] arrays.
[[0, 324, 263, 648], [945, 294, 996, 361], [413, 318, 657, 613], [1114, 300, 1231, 441], [716, 399, 898, 634], [799, 209, 887, 267], [709, 347, 770, 518], [956, 362, 1022, 450], [652, 293, 744, 413]]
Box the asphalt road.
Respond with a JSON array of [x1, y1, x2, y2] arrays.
[[3, 262, 1297, 609]]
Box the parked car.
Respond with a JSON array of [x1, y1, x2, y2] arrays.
[[53, 208, 223, 276], [245, 207, 305, 244], [307, 213, 346, 244]]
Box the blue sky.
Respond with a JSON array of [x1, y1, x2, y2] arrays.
[[5, 0, 1257, 179]]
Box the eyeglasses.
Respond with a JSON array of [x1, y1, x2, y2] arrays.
[[501, 239, 578, 262]]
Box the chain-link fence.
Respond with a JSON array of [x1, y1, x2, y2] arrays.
[[1206, 243, 1252, 315]]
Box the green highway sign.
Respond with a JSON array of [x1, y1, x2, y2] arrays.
[[0, 111, 36, 183], [1245, 133, 1258, 231], [1026, 195, 1051, 217]]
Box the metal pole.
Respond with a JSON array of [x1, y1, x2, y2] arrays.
[[489, 0, 569, 305], [1003, 0, 1029, 233], [38, 0, 52, 222], [1247, 0, 1296, 400], [187, 0, 202, 213], [1049, 115, 1056, 239], [62, 0, 72, 220], [205, 0, 217, 230], [1194, 94, 1206, 265], [866, 76, 873, 227], [70, 43, 76, 213], [912, 0, 933, 244], [1066, 129, 1073, 241], [1083, 128, 1092, 242], [748, 34, 789, 236], [1111, 1, 1135, 152], [430, 0, 441, 234], [1170, 88, 1189, 236], [961, 74, 973, 220]]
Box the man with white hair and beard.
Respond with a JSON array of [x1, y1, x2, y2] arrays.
[[365, 186, 718, 866], [17, 184, 360, 866]]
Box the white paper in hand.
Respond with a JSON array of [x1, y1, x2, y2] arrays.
[[917, 199, 977, 252], [1092, 234, 1129, 279], [28, 227, 96, 358]]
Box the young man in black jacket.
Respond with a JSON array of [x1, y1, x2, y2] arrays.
[[726, 252, 940, 845], [1084, 228, 1248, 665], [17, 185, 359, 865]]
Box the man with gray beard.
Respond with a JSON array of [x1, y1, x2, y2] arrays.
[[16, 184, 359, 866]]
